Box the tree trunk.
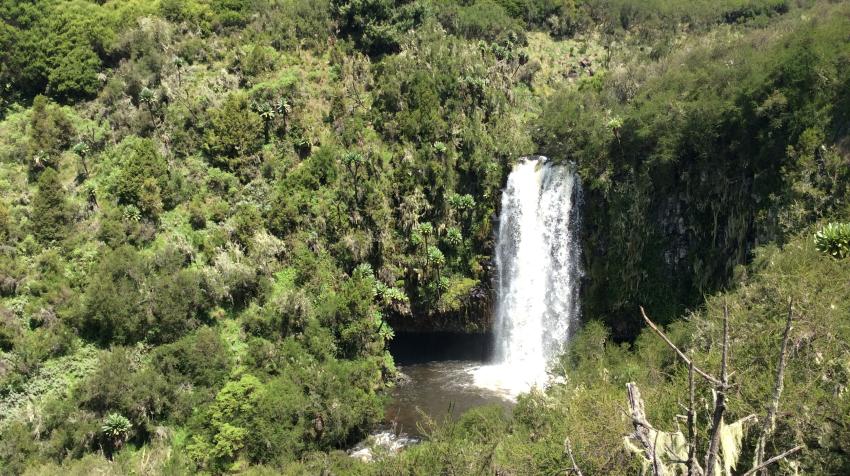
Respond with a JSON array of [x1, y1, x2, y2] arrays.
[[705, 303, 730, 476]]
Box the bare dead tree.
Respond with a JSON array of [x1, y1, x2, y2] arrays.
[[632, 303, 803, 476], [564, 437, 584, 476], [752, 299, 795, 475], [687, 361, 701, 476], [704, 303, 730, 476], [626, 382, 663, 476]]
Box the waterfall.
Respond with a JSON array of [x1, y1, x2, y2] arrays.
[[472, 157, 581, 397]]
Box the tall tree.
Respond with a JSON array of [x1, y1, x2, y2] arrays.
[[31, 168, 68, 243]]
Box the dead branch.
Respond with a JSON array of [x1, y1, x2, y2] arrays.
[[741, 445, 804, 476], [640, 306, 721, 386], [753, 298, 794, 474], [627, 383, 662, 476], [686, 361, 703, 476], [564, 437, 584, 476], [705, 302, 731, 476], [634, 301, 797, 476]]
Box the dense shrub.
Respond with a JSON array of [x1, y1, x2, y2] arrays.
[[203, 93, 265, 176], [74, 246, 147, 344], [248, 0, 333, 50], [108, 137, 171, 218], [75, 246, 207, 345], [74, 348, 174, 441], [27, 96, 75, 171], [152, 327, 231, 389], [439, 0, 522, 41], [331, 0, 402, 56]]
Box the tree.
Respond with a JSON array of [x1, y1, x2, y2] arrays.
[[31, 168, 68, 243], [204, 94, 264, 176], [341, 151, 368, 215], [48, 46, 102, 101], [76, 246, 147, 344], [77, 245, 207, 345], [187, 374, 264, 471], [110, 137, 170, 219], [28, 95, 74, 172], [331, 0, 403, 56]]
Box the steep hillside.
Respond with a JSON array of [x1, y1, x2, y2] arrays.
[[0, 0, 847, 474]]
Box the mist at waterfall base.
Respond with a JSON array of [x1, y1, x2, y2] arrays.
[[384, 157, 580, 437]]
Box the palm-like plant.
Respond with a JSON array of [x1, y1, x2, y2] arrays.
[[139, 87, 156, 111], [101, 413, 132, 451], [815, 222, 850, 259], [139, 87, 159, 126], [252, 100, 276, 141], [275, 97, 291, 132]]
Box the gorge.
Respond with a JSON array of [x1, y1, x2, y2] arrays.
[[2, 1, 848, 472]]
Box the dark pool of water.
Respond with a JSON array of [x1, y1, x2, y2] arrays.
[[385, 332, 513, 437], [386, 360, 513, 436]]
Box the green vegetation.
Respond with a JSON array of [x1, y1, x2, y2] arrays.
[[0, 0, 847, 474], [380, 227, 850, 474], [537, 2, 850, 337], [815, 222, 850, 259]]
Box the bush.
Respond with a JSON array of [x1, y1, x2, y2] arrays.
[[187, 373, 265, 471], [48, 46, 102, 101], [316, 266, 386, 359], [331, 0, 423, 56], [244, 374, 310, 465], [152, 327, 231, 390], [75, 348, 174, 441], [76, 246, 206, 345], [250, 0, 333, 50], [27, 95, 75, 171], [75, 246, 147, 344], [0, 201, 10, 242], [446, 0, 523, 41], [149, 268, 208, 342], [211, 0, 253, 29], [0, 421, 40, 474], [230, 203, 264, 247], [203, 244, 259, 306]]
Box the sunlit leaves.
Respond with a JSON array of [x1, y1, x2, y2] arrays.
[[815, 222, 850, 259]]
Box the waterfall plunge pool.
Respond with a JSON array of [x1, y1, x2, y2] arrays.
[[350, 332, 513, 462], [385, 332, 514, 438]]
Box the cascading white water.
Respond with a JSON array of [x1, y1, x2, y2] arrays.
[[472, 156, 581, 398]]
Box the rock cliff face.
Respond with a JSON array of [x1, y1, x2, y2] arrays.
[[388, 292, 493, 334], [578, 158, 765, 340]]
